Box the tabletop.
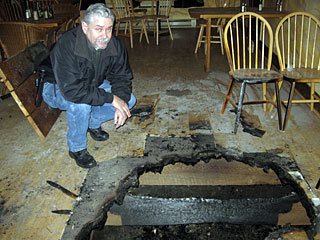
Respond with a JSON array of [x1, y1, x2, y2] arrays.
[[188, 7, 290, 19], [18, 12, 79, 28]]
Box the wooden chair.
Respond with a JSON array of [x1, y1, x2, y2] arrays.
[[273, 12, 320, 130], [111, 0, 149, 48], [27, 24, 58, 49], [194, 0, 241, 55], [144, 0, 174, 46], [194, 18, 224, 55], [131, 0, 148, 17], [0, 22, 28, 58], [0, 21, 58, 59], [220, 12, 283, 134], [0, 0, 23, 21], [54, 15, 78, 41]]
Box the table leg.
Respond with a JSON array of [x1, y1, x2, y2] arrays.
[[205, 18, 211, 72]]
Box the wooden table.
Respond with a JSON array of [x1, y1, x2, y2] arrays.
[[0, 12, 79, 58], [188, 7, 289, 72], [20, 12, 79, 28]]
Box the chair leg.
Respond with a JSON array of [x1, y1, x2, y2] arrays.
[[129, 21, 133, 48], [283, 82, 296, 131], [156, 18, 159, 46], [144, 20, 150, 44], [219, 26, 224, 55], [167, 19, 173, 41], [234, 81, 247, 134], [262, 82, 267, 112], [139, 20, 149, 44], [115, 22, 120, 36], [275, 80, 283, 131], [221, 77, 235, 114], [195, 25, 204, 54], [270, 80, 283, 112], [311, 82, 315, 111], [124, 22, 128, 35], [139, 22, 143, 43], [153, 20, 157, 38]]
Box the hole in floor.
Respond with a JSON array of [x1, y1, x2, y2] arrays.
[[61, 134, 318, 240], [92, 160, 311, 240]]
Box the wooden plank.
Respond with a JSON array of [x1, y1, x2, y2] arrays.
[[30, 104, 60, 138], [0, 42, 49, 88], [0, 42, 60, 139], [139, 159, 281, 186], [13, 73, 38, 115]]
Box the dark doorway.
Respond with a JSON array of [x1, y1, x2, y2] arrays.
[[79, 0, 105, 10], [174, 0, 204, 8]]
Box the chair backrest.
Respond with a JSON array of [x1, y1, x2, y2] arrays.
[[223, 12, 274, 72], [1, 0, 23, 21], [111, 0, 131, 19], [0, 21, 58, 59], [275, 12, 320, 71], [158, 0, 173, 17], [54, 18, 71, 41], [0, 22, 28, 58]]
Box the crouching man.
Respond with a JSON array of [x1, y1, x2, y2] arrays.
[[42, 3, 136, 168]]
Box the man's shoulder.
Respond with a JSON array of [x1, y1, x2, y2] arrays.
[[105, 36, 125, 56], [59, 26, 78, 43], [110, 36, 122, 48]]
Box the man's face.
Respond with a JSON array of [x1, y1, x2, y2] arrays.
[[82, 16, 113, 50]]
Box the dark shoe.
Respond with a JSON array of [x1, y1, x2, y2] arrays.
[[88, 127, 109, 141], [69, 149, 97, 168]]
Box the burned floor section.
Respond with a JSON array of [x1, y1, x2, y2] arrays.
[[61, 134, 320, 240]]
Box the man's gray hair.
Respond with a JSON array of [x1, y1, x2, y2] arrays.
[[82, 3, 115, 24]]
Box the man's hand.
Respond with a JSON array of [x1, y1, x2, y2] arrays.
[[112, 95, 131, 128]]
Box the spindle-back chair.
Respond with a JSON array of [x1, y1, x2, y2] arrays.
[[221, 12, 283, 133], [273, 12, 320, 130]]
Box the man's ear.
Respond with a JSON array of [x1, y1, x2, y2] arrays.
[[82, 21, 88, 34]]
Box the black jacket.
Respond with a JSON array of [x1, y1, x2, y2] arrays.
[[50, 26, 133, 105]]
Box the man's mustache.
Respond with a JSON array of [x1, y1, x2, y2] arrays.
[[97, 37, 110, 44]]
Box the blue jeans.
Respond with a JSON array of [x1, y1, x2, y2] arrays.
[[42, 80, 136, 152]]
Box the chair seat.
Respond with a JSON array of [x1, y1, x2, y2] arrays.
[[194, 20, 224, 54], [199, 23, 223, 28], [231, 69, 282, 83], [121, 15, 145, 21], [145, 14, 168, 19], [134, 8, 147, 14], [281, 68, 320, 81], [111, 0, 150, 48], [198, 18, 223, 25]]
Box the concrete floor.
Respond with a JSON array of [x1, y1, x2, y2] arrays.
[[0, 28, 320, 240]]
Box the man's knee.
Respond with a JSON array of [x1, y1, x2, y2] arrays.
[[42, 83, 57, 108], [68, 102, 91, 115]]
